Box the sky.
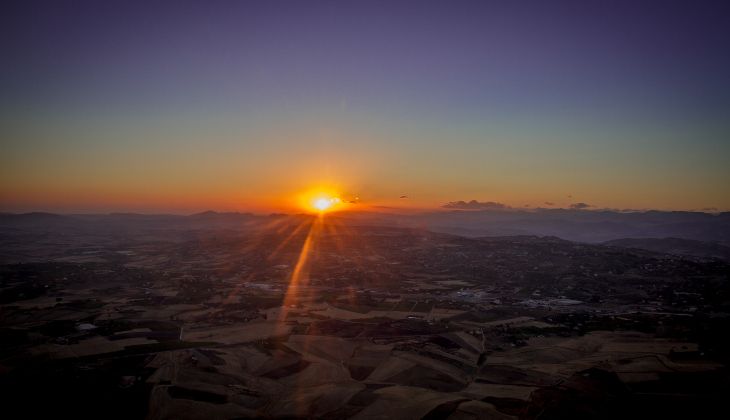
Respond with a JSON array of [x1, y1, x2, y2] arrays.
[[1, 0, 729, 213]]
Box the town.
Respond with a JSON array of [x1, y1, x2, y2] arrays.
[[1, 214, 728, 419]]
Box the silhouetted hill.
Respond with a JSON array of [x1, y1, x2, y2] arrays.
[[0, 212, 80, 229], [604, 237, 730, 261], [338, 209, 730, 244], [0, 211, 278, 234], [2, 209, 729, 244]]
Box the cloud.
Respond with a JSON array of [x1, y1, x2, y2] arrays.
[[569, 202, 592, 210], [544, 201, 555, 206], [442, 200, 510, 210]]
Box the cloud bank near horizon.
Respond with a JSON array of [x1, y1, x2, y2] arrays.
[[442, 200, 510, 210]]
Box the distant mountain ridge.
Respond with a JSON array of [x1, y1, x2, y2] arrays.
[[604, 237, 730, 261], [1, 209, 729, 245], [335, 209, 730, 245]]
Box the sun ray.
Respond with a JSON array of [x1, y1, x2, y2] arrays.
[[266, 217, 313, 261], [273, 214, 323, 335]]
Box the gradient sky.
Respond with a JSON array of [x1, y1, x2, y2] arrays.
[[2, 0, 729, 213]]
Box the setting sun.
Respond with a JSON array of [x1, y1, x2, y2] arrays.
[[294, 186, 347, 213], [311, 195, 341, 212], [313, 198, 332, 211]]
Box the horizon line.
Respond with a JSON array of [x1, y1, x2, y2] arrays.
[[1, 207, 727, 217]]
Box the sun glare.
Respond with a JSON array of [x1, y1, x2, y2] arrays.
[[296, 186, 346, 213], [312, 195, 341, 213], [314, 198, 332, 211]]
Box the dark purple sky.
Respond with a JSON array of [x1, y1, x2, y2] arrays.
[[4, 0, 730, 116]]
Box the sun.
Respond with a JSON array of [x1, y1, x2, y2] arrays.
[[295, 186, 347, 213], [314, 198, 332, 211], [311, 195, 341, 213]]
